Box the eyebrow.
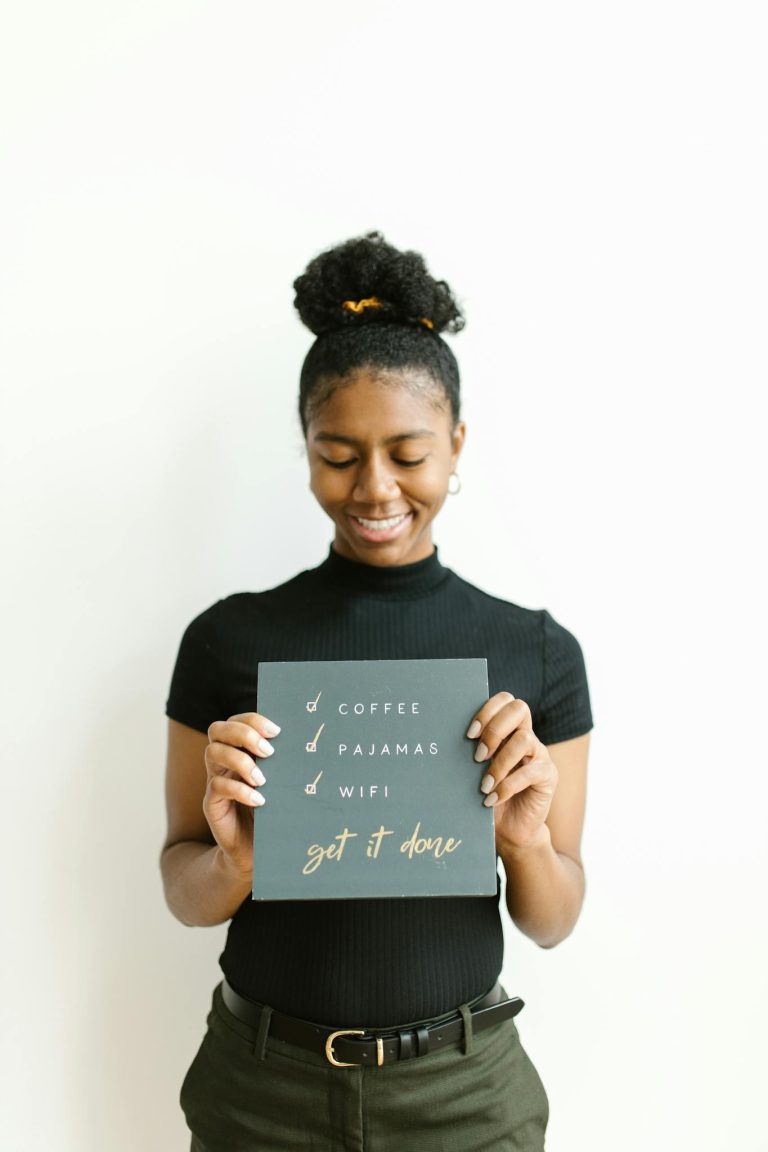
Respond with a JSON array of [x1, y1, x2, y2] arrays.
[[313, 430, 437, 446]]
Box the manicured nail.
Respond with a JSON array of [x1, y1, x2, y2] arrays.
[[466, 720, 481, 739], [251, 789, 266, 806], [483, 792, 498, 807], [263, 720, 281, 736], [474, 742, 489, 763], [252, 766, 266, 786], [258, 738, 274, 756], [480, 773, 495, 794]]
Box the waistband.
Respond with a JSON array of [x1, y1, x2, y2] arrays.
[[219, 977, 525, 1067]]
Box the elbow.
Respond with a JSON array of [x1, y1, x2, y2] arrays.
[[536, 925, 575, 949], [159, 875, 191, 927], [159, 844, 195, 927], [160, 885, 207, 928], [535, 902, 584, 949]]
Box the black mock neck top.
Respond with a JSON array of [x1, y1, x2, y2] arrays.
[[314, 543, 451, 596], [165, 542, 593, 1027]]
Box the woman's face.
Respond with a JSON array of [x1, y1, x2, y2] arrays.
[[306, 368, 466, 566]]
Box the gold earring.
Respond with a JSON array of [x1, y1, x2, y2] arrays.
[[447, 471, 461, 495]]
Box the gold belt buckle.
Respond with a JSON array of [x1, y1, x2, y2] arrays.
[[325, 1028, 385, 1067]]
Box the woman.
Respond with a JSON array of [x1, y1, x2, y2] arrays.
[[161, 231, 593, 1151]]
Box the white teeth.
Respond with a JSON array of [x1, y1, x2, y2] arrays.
[[354, 513, 409, 531]]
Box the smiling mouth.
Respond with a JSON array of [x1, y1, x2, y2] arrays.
[[350, 513, 411, 531]]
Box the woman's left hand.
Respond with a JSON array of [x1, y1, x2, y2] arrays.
[[466, 692, 558, 851]]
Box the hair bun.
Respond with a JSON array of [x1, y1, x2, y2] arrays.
[[293, 230, 465, 337]]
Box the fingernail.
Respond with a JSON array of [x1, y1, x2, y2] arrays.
[[251, 790, 266, 806], [252, 766, 266, 786], [480, 773, 495, 794], [258, 738, 274, 756], [474, 742, 489, 763], [263, 720, 281, 736], [466, 720, 481, 739], [483, 792, 498, 807]]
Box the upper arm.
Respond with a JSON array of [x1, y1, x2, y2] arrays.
[[544, 731, 591, 866], [161, 717, 216, 854]]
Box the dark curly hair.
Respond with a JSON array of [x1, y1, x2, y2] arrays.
[[293, 231, 465, 437]]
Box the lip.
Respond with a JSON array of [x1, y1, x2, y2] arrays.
[[347, 511, 414, 543]]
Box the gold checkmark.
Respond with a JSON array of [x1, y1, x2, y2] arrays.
[[305, 722, 325, 752]]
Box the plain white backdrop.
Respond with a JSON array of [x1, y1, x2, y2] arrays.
[[2, 2, 766, 1149]]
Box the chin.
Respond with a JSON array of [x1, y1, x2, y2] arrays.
[[336, 518, 432, 565]]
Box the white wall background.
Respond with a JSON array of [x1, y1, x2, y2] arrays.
[[2, 2, 766, 1149]]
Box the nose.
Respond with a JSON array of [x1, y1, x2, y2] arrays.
[[352, 454, 400, 503]]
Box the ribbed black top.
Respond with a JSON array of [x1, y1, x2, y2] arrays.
[[165, 543, 593, 1027]]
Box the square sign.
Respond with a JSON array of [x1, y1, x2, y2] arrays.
[[251, 658, 496, 900]]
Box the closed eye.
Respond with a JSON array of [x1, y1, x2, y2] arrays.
[[321, 457, 427, 469]]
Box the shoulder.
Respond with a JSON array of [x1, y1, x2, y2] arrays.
[[181, 568, 313, 632], [539, 606, 588, 662], [173, 567, 323, 665], [446, 569, 547, 633], [448, 571, 585, 646]]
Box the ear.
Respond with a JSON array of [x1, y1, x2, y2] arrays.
[[450, 421, 466, 470]]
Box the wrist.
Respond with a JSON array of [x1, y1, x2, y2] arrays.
[[496, 820, 552, 861], [214, 846, 252, 890]]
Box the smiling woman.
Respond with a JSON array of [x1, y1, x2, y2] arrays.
[[293, 232, 467, 567], [162, 230, 593, 1151], [307, 371, 463, 561]]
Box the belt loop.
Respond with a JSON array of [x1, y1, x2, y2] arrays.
[[253, 1003, 273, 1061], [458, 1002, 474, 1056]]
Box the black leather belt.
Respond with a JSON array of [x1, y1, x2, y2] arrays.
[[221, 977, 524, 1067]]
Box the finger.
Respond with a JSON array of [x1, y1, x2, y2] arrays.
[[211, 709, 280, 737], [229, 711, 282, 737], [466, 692, 516, 741], [467, 696, 533, 762], [483, 757, 556, 808], [208, 717, 278, 761], [478, 730, 538, 795], [206, 742, 269, 788], [207, 771, 266, 809]]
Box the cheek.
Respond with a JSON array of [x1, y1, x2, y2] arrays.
[[309, 467, 348, 504], [415, 466, 451, 505]]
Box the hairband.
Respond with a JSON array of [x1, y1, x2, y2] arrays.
[[341, 296, 434, 330]]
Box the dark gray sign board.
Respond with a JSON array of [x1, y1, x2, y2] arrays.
[[252, 658, 496, 900]]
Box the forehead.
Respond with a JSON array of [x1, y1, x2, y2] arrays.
[[309, 369, 449, 442]]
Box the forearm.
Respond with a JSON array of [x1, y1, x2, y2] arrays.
[[160, 841, 251, 927], [497, 823, 585, 948]]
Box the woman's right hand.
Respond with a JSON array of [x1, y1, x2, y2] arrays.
[[203, 712, 281, 880]]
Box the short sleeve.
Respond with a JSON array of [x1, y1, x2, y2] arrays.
[[165, 601, 227, 734], [533, 608, 594, 745]]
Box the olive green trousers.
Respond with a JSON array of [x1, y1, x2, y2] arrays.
[[179, 980, 549, 1151]]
